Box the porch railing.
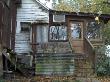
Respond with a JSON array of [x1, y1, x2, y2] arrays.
[[83, 36, 95, 69], [83, 37, 94, 56]]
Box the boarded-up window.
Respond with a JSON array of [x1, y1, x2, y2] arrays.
[[36, 25, 48, 43], [20, 22, 30, 32]]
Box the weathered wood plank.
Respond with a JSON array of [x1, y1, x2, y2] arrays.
[[15, 0, 49, 55], [15, 32, 31, 54], [22, 0, 36, 3], [16, 0, 49, 22]]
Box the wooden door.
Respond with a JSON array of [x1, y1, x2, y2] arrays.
[[69, 21, 84, 53]]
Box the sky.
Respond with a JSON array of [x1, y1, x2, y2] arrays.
[[39, 0, 52, 9]]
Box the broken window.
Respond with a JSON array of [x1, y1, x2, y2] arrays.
[[20, 22, 30, 32], [70, 22, 82, 39], [49, 25, 67, 41]]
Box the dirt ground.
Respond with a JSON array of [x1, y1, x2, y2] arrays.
[[0, 75, 110, 82]]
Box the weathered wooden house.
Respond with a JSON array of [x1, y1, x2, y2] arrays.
[[49, 10, 110, 76], [15, 0, 49, 55], [1, 0, 110, 79], [0, 0, 20, 77]]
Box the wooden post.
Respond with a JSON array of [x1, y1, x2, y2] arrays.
[[0, 3, 3, 45], [0, 1, 6, 78], [10, 1, 17, 51], [31, 24, 37, 75]]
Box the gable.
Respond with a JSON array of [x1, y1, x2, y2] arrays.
[[17, 0, 49, 23], [35, 0, 49, 10]]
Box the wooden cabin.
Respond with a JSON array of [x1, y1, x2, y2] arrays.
[[49, 10, 110, 77], [1, 0, 110, 79], [10, 0, 110, 77]]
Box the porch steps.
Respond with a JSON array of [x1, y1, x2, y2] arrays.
[[2, 50, 34, 78]]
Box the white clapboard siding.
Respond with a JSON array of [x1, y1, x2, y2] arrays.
[[17, 0, 49, 22], [15, 33, 31, 54], [15, 0, 49, 55]]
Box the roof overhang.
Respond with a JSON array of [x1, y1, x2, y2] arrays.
[[49, 9, 110, 23], [35, 0, 49, 10]]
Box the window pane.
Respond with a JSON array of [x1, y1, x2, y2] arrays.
[[71, 23, 81, 39], [21, 22, 30, 32], [49, 25, 67, 41], [86, 22, 100, 39]]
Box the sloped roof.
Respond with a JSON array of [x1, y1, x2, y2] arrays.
[[35, 0, 49, 10], [49, 9, 110, 21]]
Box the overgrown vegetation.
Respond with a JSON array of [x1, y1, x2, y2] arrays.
[[96, 55, 110, 76], [96, 21, 110, 76], [102, 21, 110, 45]]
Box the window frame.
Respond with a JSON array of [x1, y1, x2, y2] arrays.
[[20, 22, 31, 33], [48, 24, 68, 42], [86, 21, 101, 39], [70, 21, 83, 40]]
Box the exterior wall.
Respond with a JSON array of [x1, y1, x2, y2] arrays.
[[0, 0, 17, 77], [16, 0, 49, 23], [66, 16, 86, 54], [0, 0, 17, 50], [10, 1, 18, 51], [15, 0, 49, 55]]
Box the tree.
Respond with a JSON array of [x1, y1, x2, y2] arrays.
[[102, 21, 110, 45], [95, 45, 110, 76], [54, 0, 110, 14], [54, 0, 75, 12]]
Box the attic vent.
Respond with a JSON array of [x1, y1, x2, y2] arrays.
[[53, 15, 65, 22]]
